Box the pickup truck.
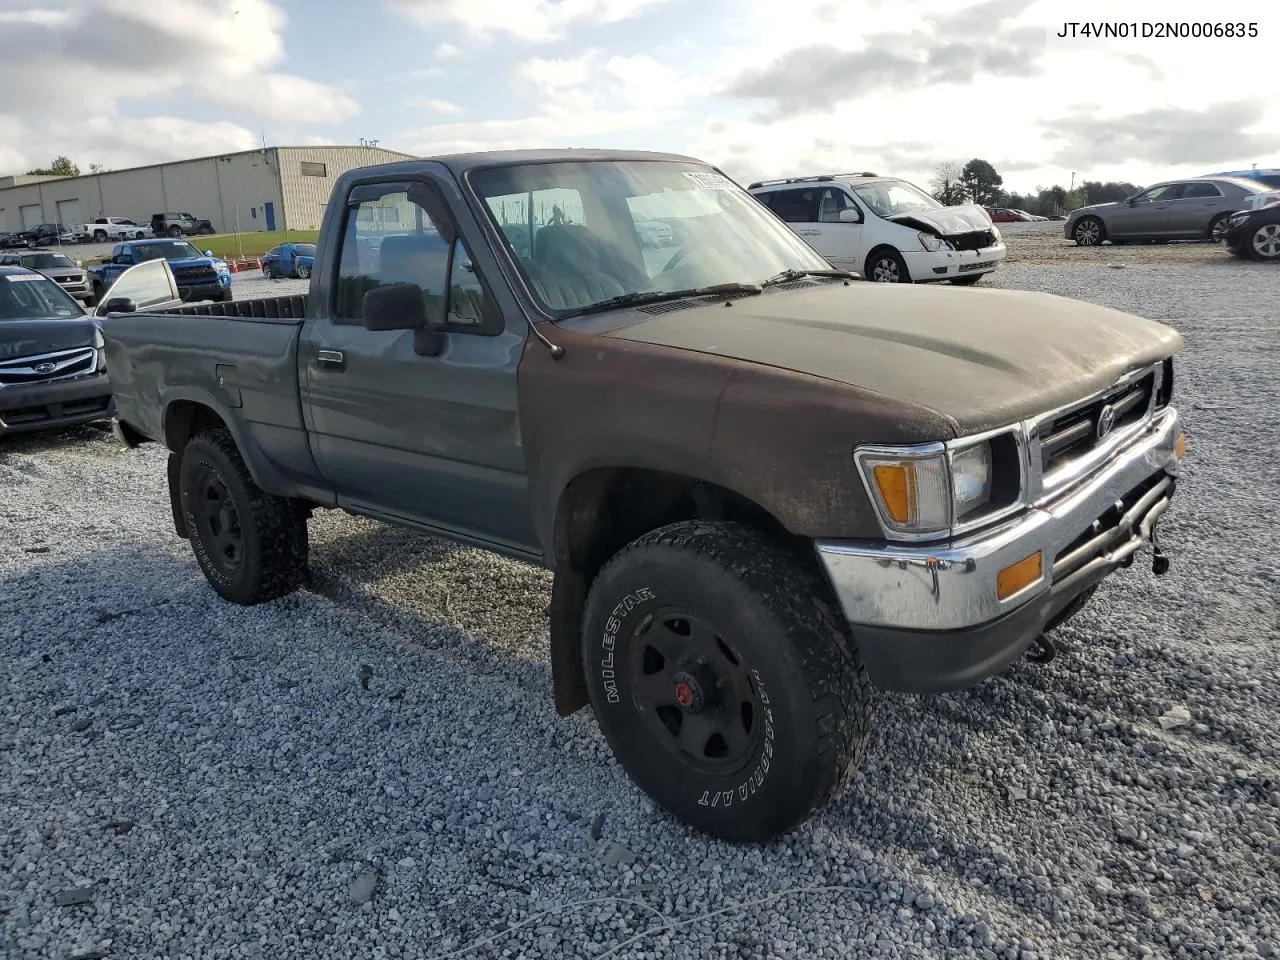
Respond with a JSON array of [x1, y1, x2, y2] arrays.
[[99, 148, 1187, 842], [88, 238, 232, 304], [77, 217, 152, 242]]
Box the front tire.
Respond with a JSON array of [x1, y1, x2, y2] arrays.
[[581, 520, 873, 842], [865, 247, 910, 283], [1073, 217, 1106, 245], [951, 274, 983, 286], [177, 428, 308, 605], [1247, 222, 1280, 262]]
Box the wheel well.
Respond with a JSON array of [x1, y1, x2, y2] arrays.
[[164, 400, 228, 453], [546, 467, 810, 717], [864, 244, 901, 272]]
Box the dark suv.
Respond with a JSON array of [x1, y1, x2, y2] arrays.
[[150, 212, 216, 237]]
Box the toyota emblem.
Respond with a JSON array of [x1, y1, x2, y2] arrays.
[[1096, 403, 1117, 439], [33, 361, 57, 374]]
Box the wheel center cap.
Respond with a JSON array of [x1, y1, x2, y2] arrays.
[[672, 669, 716, 713]]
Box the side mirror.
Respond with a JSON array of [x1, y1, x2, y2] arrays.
[[838, 208, 860, 223], [203, 250, 213, 256], [101, 297, 137, 314], [362, 282, 427, 331]]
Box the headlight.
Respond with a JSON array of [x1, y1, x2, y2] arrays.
[[855, 433, 1020, 539], [918, 232, 951, 252], [991, 225, 1002, 242]]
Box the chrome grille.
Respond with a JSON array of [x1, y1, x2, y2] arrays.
[[0, 348, 97, 385], [1028, 362, 1163, 498]]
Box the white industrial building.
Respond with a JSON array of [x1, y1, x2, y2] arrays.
[[0, 144, 416, 235]]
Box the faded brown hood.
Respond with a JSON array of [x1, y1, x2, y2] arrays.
[[602, 281, 1183, 434]]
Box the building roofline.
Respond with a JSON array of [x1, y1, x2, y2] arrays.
[[0, 144, 418, 189]]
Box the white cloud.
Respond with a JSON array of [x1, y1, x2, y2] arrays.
[[384, 0, 676, 42], [434, 42, 465, 59], [0, 0, 358, 173], [406, 98, 466, 116]]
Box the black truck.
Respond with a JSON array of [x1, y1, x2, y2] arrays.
[[99, 148, 1187, 841]]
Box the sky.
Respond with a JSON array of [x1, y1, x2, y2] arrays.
[[1, 0, 1277, 196]]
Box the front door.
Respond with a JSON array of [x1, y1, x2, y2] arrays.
[[299, 177, 538, 556], [765, 186, 852, 264], [1113, 184, 1182, 237]]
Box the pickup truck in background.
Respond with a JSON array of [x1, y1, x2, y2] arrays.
[[99, 148, 1187, 842], [150, 212, 216, 238], [88, 238, 232, 304], [76, 217, 153, 242]]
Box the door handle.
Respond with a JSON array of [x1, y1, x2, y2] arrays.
[[797, 229, 820, 236], [316, 348, 345, 371]]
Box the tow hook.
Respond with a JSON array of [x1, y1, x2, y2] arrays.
[[1026, 633, 1057, 665], [1151, 524, 1170, 576]]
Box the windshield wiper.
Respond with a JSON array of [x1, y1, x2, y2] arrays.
[[760, 268, 858, 287], [569, 282, 763, 317]]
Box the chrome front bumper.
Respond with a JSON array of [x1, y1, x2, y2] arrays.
[[814, 406, 1183, 690]]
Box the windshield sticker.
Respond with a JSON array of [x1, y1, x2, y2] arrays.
[[2, 273, 42, 281], [682, 171, 736, 191]]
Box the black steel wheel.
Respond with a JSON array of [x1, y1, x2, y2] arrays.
[[178, 428, 308, 604], [581, 520, 873, 842]]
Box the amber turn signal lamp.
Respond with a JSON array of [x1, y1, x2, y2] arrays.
[[997, 551, 1042, 601], [1175, 433, 1186, 459], [872, 463, 912, 524]]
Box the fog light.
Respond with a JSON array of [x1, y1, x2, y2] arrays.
[[997, 551, 1042, 601], [1175, 433, 1186, 459]]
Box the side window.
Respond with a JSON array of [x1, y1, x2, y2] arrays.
[[1180, 183, 1221, 199], [332, 182, 498, 334], [767, 188, 820, 223], [1133, 185, 1182, 203], [818, 188, 860, 223], [97, 259, 180, 312]]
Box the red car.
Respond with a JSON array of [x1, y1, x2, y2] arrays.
[[986, 207, 1033, 223]]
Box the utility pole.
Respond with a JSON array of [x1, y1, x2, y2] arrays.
[[1070, 171, 1076, 192]]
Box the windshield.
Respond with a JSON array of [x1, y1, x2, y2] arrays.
[[0, 272, 84, 320], [294, 244, 317, 256], [851, 179, 945, 218], [468, 159, 833, 315], [21, 253, 76, 270], [132, 240, 203, 262]]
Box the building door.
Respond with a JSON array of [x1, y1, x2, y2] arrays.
[[264, 202, 276, 231], [21, 204, 42, 229], [56, 199, 82, 230]]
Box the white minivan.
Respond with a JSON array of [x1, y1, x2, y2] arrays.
[[748, 173, 1006, 284]]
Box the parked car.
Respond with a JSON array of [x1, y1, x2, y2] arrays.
[[750, 173, 1005, 284], [150, 212, 216, 237], [15, 223, 67, 248], [1065, 176, 1274, 246], [100, 147, 1185, 842], [0, 250, 94, 304], [78, 217, 153, 242], [260, 242, 316, 279], [987, 207, 1033, 223], [1223, 204, 1280, 262], [0, 266, 117, 436], [88, 238, 232, 304]]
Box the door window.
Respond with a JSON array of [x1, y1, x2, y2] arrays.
[[765, 188, 820, 223], [818, 188, 861, 223], [1179, 182, 1222, 199], [332, 182, 498, 334], [1131, 185, 1183, 203], [95, 259, 180, 313]]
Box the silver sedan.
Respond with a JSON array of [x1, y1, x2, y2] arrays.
[[1065, 177, 1272, 246]]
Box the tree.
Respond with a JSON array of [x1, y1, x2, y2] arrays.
[[959, 159, 1003, 206], [26, 155, 80, 177], [1081, 180, 1141, 205], [929, 160, 967, 205]]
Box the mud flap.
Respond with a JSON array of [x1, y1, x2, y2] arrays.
[[167, 452, 189, 539]]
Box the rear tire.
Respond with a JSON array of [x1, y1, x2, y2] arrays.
[[1208, 214, 1231, 244], [581, 520, 873, 842], [177, 428, 308, 605], [93, 230, 107, 242], [297, 263, 311, 279]]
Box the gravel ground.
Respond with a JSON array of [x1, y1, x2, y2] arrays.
[[2, 262, 1278, 960]]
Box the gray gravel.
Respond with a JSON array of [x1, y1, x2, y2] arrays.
[[2, 262, 1278, 959]]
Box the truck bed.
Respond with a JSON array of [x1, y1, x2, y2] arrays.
[[102, 293, 331, 505]]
